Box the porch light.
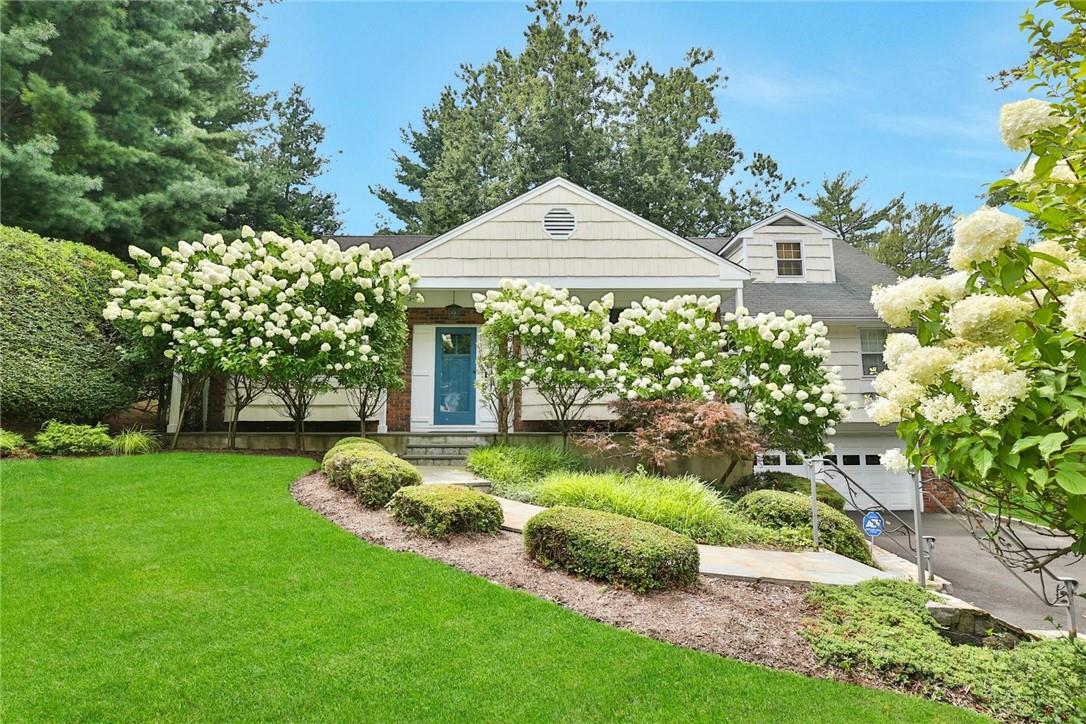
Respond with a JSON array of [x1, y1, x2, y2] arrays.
[[444, 302, 465, 321]]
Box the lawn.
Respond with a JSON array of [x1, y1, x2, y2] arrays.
[[1, 453, 980, 722]]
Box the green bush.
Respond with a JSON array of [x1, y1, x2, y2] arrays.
[[729, 471, 846, 511], [466, 444, 589, 501], [389, 484, 503, 538], [1, 428, 29, 456], [110, 428, 159, 455], [347, 450, 422, 508], [736, 490, 873, 566], [32, 421, 113, 456], [1, 226, 144, 426], [321, 443, 387, 489], [806, 579, 1086, 721], [524, 506, 699, 592]]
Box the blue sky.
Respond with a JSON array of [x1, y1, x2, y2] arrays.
[[253, 1, 1035, 234]]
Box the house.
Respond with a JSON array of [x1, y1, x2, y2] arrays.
[[176, 177, 911, 508]]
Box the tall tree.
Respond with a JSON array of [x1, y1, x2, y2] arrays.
[[872, 201, 954, 277], [801, 171, 901, 249], [225, 84, 342, 239], [372, 0, 794, 237], [0, 1, 267, 255]]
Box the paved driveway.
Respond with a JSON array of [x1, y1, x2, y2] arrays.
[[868, 512, 1084, 632]]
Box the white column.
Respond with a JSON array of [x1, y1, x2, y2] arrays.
[[166, 371, 183, 433]]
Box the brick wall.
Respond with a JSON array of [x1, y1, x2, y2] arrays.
[[386, 306, 485, 431], [921, 466, 960, 513]]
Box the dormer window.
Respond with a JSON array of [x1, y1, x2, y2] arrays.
[[775, 241, 804, 278]]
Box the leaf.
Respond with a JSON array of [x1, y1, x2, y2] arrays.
[[1011, 435, 1043, 454], [1054, 468, 1086, 495], [970, 446, 995, 477], [1038, 432, 1068, 459]]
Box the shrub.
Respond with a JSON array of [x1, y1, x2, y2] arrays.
[[0, 226, 145, 426], [321, 442, 387, 488], [736, 490, 873, 565], [347, 450, 422, 508], [110, 428, 160, 455], [389, 484, 503, 538], [330, 437, 385, 452], [806, 579, 1086, 721], [729, 471, 846, 511], [466, 444, 589, 501], [1, 428, 27, 453], [32, 421, 113, 456], [524, 506, 699, 592]]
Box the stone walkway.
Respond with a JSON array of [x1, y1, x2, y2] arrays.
[[417, 465, 900, 587]]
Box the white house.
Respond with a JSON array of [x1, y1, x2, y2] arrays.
[[178, 177, 911, 507]]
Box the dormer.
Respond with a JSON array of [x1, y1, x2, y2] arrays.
[[721, 209, 838, 284]]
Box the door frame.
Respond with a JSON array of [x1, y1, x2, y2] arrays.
[[433, 326, 477, 425]]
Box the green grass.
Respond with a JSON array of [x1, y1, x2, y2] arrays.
[[1, 453, 980, 722]]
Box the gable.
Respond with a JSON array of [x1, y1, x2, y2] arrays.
[[404, 179, 748, 288]]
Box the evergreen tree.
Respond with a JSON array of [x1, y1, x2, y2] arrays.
[[372, 0, 794, 237], [225, 84, 341, 238], [872, 201, 954, 277], [801, 171, 901, 249], [0, 1, 267, 254]]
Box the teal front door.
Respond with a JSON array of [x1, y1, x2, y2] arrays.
[[434, 327, 476, 425]]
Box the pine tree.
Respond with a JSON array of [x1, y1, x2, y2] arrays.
[[872, 201, 954, 276], [801, 172, 901, 249]]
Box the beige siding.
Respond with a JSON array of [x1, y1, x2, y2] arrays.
[[826, 323, 881, 424], [410, 185, 722, 279], [237, 386, 372, 424], [745, 226, 835, 283]]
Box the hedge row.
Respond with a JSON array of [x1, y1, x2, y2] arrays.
[[735, 490, 873, 566]]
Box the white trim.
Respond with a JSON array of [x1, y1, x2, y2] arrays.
[[402, 177, 750, 282], [773, 239, 807, 282], [733, 208, 838, 241], [166, 371, 182, 433], [858, 327, 889, 379], [414, 275, 745, 290], [827, 237, 838, 283]]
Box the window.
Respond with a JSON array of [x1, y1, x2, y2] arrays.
[[860, 328, 888, 377], [864, 454, 881, 466], [775, 241, 804, 277], [841, 454, 861, 466]]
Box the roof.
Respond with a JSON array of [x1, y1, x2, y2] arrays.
[[738, 239, 900, 321], [332, 235, 434, 256]]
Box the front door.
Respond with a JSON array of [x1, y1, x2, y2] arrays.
[[434, 327, 476, 425]]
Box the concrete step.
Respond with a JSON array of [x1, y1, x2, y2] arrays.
[[405, 444, 477, 457], [404, 434, 492, 446], [404, 455, 472, 466]]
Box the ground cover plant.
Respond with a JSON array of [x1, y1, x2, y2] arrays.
[[0, 428, 29, 457], [736, 490, 873, 566], [465, 443, 589, 500], [31, 421, 113, 456], [1, 454, 976, 721], [524, 506, 700, 592], [109, 429, 160, 456], [389, 484, 503, 538], [806, 579, 1086, 722]]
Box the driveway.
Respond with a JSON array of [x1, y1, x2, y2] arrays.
[[867, 512, 1084, 633]]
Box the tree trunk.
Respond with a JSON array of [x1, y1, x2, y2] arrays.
[[228, 406, 241, 449], [294, 417, 303, 452], [169, 377, 204, 450]]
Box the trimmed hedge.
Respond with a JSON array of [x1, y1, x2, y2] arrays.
[[729, 471, 846, 511], [32, 421, 113, 456], [330, 436, 385, 452], [321, 443, 421, 508], [466, 444, 589, 501], [1, 226, 143, 425], [736, 490, 873, 566], [524, 506, 699, 592], [389, 484, 503, 538]]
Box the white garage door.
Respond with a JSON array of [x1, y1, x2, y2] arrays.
[[754, 434, 915, 512]]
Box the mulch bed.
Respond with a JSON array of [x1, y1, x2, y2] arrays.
[[290, 472, 985, 715]]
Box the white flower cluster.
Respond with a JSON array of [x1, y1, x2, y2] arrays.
[[945, 294, 1032, 344], [999, 99, 1065, 151], [948, 206, 1024, 271], [870, 274, 970, 328], [105, 227, 419, 374], [1008, 157, 1077, 184], [1066, 290, 1086, 334], [880, 448, 910, 474]]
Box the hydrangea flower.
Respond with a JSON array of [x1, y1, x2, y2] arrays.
[[999, 99, 1065, 151], [948, 207, 1024, 271]]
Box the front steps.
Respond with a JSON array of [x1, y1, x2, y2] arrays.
[[401, 433, 491, 466]]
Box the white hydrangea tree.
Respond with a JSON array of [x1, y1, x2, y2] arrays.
[[106, 227, 419, 450], [865, 12, 1086, 550], [473, 280, 615, 444]]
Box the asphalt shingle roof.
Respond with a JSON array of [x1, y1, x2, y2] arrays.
[[332, 235, 434, 256], [738, 239, 900, 321]]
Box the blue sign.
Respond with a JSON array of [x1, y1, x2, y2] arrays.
[[862, 511, 885, 538]]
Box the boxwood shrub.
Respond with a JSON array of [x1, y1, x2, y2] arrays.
[[729, 471, 846, 511], [32, 421, 113, 456], [349, 451, 422, 508], [1, 226, 144, 426], [736, 490, 873, 566], [321, 441, 387, 488], [330, 436, 385, 452], [524, 506, 699, 592], [389, 484, 503, 538]]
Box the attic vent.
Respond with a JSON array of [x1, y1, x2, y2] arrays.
[[543, 207, 576, 239]]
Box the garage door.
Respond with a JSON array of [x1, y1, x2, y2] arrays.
[[754, 434, 915, 512]]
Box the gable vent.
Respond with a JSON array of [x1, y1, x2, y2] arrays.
[[542, 207, 576, 239]]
